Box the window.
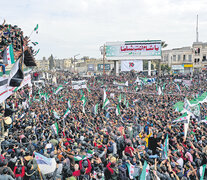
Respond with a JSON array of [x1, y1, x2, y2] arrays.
[[188, 55, 192, 62], [173, 55, 176, 61], [183, 55, 186, 61], [203, 55, 206, 61], [178, 55, 181, 61], [164, 55, 169, 62]]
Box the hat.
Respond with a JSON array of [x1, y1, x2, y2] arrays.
[[4, 117, 12, 125]]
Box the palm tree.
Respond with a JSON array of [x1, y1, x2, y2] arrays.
[[158, 41, 168, 76], [161, 41, 168, 48]]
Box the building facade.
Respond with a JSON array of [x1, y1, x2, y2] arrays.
[[35, 59, 49, 71], [162, 42, 207, 74]]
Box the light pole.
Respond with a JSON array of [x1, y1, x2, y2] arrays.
[[100, 45, 106, 75], [73, 54, 80, 73]]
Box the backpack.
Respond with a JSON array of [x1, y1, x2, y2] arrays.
[[118, 166, 128, 180], [117, 137, 125, 151]]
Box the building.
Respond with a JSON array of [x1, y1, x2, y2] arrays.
[[35, 58, 49, 71], [74, 58, 114, 75], [192, 42, 207, 72], [161, 42, 207, 74]]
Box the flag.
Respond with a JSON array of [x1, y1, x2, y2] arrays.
[[34, 24, 38, 31], [176, 84, 181, 92], [3, 45, 15, 65], [164, 134, 168, 159], [81, 94, 86, 106], [162, 83, 166, 91], [93, 104, 98, 115], [82, 105, 85, 114], [200, 164, 206, 180], [13, 87, 19, 92], [184, 98, 200, 116], [198, 117, 207, 124], [8, 58, 24, 87], [102, 98, 110, 109], [54, 85, 63, 94], [34, 152, 56, 175], [74, 150, 94, 161], [172, 113, 188, 123], [34, 152, 52, 165], [103, 89, 107, 103], [140, 161, 149, 180], [126, 101, 129, 108], [53, 111, 60, 119], [184, 114, 190, 140], [87, 86, 91, 93], [44, 93, 49, 101], [126, 163, 135, 179], [32, 42, 39, 46], [34, 49, 40, 56], [68, 99, 71, 109], [134, 76, 141, 84], [124, 96, 126, 105], [158, 86, 162, 95], [51, 122, 58, 134], [59, 95, 63, 100], [63, 108, 70, 119], [119, 94, 122, 103], [116, 104, 121, 116]]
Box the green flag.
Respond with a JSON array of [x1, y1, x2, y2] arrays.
[[140, 161, 149, 180], [116, 104, 121, 116], [93, 104, 98, 115], [34, 24, 38, 31], [81, 94, 86, 106], [54, 85, 63, 94], [68, 99, 71, 109], [51, 122, 58, 134], [63, 108, 70, 119], [164, 134, 168, 159], [102, 98, 110, 109], [200, 164, 206, 180], [119, 94, 122, 103]]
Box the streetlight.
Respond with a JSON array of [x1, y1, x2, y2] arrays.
[[73, 54, 80, 72], [100, 45, 106, 75]]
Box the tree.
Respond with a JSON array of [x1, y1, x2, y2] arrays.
[[158, 41, 168, 76], [161, 64, 171, 75], [49, 54, 55, 70], [161, 41, 168, 48], [143, 61, 148, 70]]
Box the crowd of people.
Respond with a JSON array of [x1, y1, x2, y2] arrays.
[[0, 20, 36, 68], [0, 70, 206, 180]]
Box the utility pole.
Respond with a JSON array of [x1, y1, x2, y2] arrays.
[[196, 14, 199, 42], [73, 54, 80, 73], [103, 44, 106, 75], [100, 45, 106, 75]]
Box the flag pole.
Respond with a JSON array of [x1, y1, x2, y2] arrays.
[[37, 165, 43, 180], [28, 30, 34, 39]]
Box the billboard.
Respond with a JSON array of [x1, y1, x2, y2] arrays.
[[121, 60, 143, 72], [106, 40, 161, 60], [98, 64, 111, 71], [87, 64, 94, 71]]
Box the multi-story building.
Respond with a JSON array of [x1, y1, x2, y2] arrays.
[[162, 41, 207, 74], [35, 58, 49, 71], [192, 42, 207, 72]]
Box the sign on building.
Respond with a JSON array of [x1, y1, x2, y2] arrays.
[[87, 64, 94, 71], [98, 64, 111, 71], [106, 40, 162, 60], [121, 60, 143, 72]]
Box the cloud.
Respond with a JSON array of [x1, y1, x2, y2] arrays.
[[1, 0, 207, 59]]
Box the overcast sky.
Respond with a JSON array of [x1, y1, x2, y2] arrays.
[[1, 0, 207, 60]]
